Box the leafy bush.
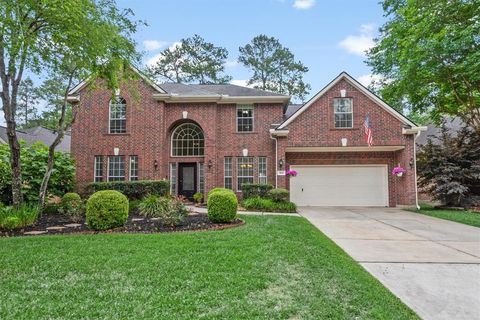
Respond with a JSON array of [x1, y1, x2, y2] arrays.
[[42, 203, 60, 215], [207, 189, 237, 223], [87, 180, 170, 200], [418, 125, 480, 208], [59, 192, 84, 222], [0, 142, 75, 204], [138, 195, 188, 227], [193, 192, 203, 204], [267, 188, 290, 202], [86, 190, 129, 230], [129, 199, 141, 212], [242, 197, 297, 213], [208, 188, 230, 196], [0, 204, 40, 230], [242, 183, 273, 199]]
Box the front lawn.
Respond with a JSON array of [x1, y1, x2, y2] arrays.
[[409, 204, 480, 228], [0, 215, 417, 319]]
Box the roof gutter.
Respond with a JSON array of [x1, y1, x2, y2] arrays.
[[152, 93, 290, 104], [269, 128, 289, 137], [402, 126, 428, 135]]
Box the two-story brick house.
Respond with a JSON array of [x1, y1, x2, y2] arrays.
[[68, 69, 425, 207]]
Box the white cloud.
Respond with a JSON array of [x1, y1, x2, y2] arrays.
[[339, 23, 376, 56], [225, 60, 239, 68], [143, 40, 168, 51], [293, 0, 315, 10], [230, 79, 250, 87], [146, 41, 182, 67], [358, 73, 383, 88]]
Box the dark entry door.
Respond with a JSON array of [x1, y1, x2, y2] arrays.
[[178, 163, 197, 201]]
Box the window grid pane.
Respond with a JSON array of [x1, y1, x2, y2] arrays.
[[170, 163, 177, 195], [172, 123, 205, 156], [224, 157, 232, 190], [129, 155, 138, 181], [258, 157, 267, 184], [334, 98, 353, 128], [94, 156, 103, 182], [109, 97, 126, 133], [108, 156, 125, 182], [198, 162, 205, 195], [236, 104, 254, 132], [237, 157, 254, 191]]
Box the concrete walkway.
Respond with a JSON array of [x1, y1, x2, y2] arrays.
[[299, 207, 480, 320]]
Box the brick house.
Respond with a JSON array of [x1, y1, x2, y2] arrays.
[[68, 70, 426, 207]]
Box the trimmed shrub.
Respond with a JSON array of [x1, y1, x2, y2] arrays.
[[267, 188, 290, 202], [242, 197, 297, 213], [208, 188, 230, 197], [242, 184, 273, 199], [59, 192, 84, 222], [87, 180, 170, 200], [193, 192, 204, 204], [0, 204, 40, 230], [86, 190, 129, 230], [207, 189, 238, 223], [138, 195, 188, 226]]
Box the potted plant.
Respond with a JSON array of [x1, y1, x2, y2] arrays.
[[286, 169, 298, 177], [392, 166, 406, 177], [193, 192, 204, 206]]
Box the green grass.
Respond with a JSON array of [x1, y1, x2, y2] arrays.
[[0, 215, 417, 319], [409, 204, 480, 228]]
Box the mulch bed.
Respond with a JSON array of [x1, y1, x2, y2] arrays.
[[0, 212, 244, 237]]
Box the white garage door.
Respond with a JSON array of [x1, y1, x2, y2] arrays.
[[290, 165, 389, 206]]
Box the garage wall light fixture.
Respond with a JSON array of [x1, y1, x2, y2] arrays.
[[409, 158, 414, 169], [278, 158, 284, 169]]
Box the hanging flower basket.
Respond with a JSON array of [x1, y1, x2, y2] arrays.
[[392, 166, 406, 177], [286, 169, 298, 177]]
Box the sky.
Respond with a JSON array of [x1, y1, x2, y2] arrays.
[[1, 0, 386, 126]]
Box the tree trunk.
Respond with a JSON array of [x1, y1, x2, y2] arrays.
[[6, 120, 23, 206]]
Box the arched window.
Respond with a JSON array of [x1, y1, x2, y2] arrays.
[[109, 96, 126, 133], [171, 123, 204, 156]]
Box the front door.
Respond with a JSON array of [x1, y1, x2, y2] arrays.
[[178, 163, 197, 201]]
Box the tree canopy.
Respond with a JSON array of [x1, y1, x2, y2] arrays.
[[147, 34, 232, 84], [238, 35, 311, 102], [367, 0, 480, 127]]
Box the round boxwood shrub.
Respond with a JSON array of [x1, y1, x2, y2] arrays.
[[267, 188, 290, 202], [207, 189, 237, 223], [86, 190, 129, 230], [208, 187, 230, 197], [62, 192, 81, 206]]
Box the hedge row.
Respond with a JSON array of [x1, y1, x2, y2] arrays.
[[87, 180, 170, 200], [241, 183, 273, 199]]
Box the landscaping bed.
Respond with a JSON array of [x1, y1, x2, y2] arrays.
[[0, 212, 244, 237]]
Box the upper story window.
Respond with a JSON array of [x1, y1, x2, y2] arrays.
[[171, 123, 204, 156], [109, 96, 126, 134], [334, 98, 353, 128], [237, 104, 254, 132]]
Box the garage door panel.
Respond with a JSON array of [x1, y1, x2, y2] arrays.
[[290, 165, 388, 207]]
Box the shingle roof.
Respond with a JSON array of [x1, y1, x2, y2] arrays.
[[158, 83, 287, 97], [284, 104, 303, 119], [0, 126, 71, 152], [416, 117, 463, 145]]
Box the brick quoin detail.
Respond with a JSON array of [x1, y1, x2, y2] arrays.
[[71, 76, 417, 206]]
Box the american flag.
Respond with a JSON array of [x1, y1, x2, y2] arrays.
[[364, 116, 373, 146]]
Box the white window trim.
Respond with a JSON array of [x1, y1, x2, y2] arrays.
[[129, 155, 138, 181], [237, 156, 254, 192], [236, 104, 254, 133], [258, 156, 267, 184], [107, 155, 125, 182], [170, 123, 205, 157], [94, 156, 103, 182], [108, 97, 127, 134], [334, 97, 354, 129]]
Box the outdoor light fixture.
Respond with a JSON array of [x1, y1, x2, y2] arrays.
[[113, 147, 119, 156], [341, 138, 348, 147], [242, 148, 248, 157], [182, 111, 188, 119], [208, 159, 213, 169], [279, 158, 284, 169], [409, 158, 414, 169], [153, 160, 158, 170]]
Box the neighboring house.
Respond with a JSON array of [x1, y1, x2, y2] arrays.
[[0, 126, 71, 153], [68, 70, 425, 207]]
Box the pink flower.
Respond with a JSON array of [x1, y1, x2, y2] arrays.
[[392, 166, 406, 175], [286, 169, 298, 177]]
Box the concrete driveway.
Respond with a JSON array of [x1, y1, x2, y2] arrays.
[[299, 207, 480, 320]]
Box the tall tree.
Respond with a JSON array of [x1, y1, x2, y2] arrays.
[[238, 35, 311, 102], [16, 77, 40, 128], [367, 0, 480, 128], [148, 34, 232, 84], [0, 0, 141, 206], [35, 75, 73, 130]]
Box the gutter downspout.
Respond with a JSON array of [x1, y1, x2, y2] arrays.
[[413, 131, 422, 210], [270, 134, 278, 188]]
